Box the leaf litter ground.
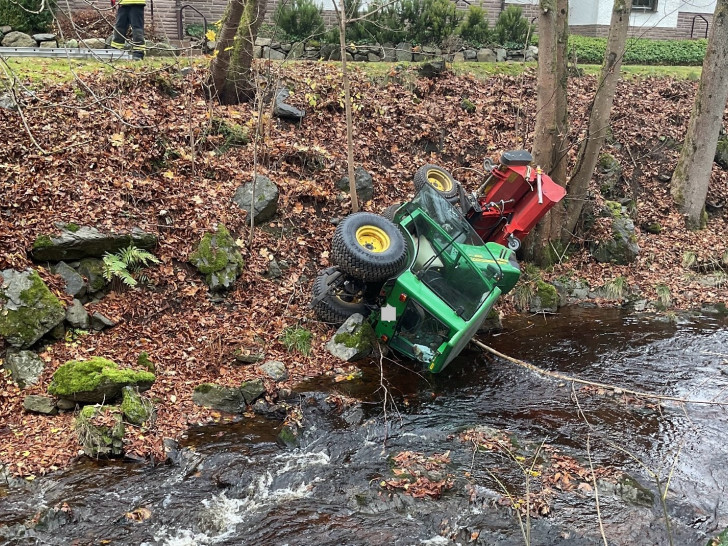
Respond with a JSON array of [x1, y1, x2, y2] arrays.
[[0, 61, 726, 478]]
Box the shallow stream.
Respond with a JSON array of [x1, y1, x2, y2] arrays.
[[1, 308, 727, 545]]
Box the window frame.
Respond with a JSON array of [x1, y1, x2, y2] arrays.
[[632, 0, 658, 12]]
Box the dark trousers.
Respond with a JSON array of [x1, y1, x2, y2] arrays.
[[112, 4, 145, 59]]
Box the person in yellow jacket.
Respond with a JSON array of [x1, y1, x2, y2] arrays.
[[110, 0, 146, 60]]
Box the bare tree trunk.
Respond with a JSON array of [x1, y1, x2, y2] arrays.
[[337, 0, 359, 213], [523, 0, 568, 265], [563, 0, 631, 239], [209, 0, 267, 105], [670, 0, 728, 229]]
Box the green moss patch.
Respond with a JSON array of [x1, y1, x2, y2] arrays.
[[74, 405, 125, 457]]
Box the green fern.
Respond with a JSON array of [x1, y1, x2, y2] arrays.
[[103, 245, 160, 288]]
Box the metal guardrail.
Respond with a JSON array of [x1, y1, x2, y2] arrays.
[[0, 47, 133, 60], [690, 15, 709, 39], [177, 4, 208, 42]]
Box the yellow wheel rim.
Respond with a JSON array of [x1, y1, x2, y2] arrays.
[[427, 170, 453, 192], [356, 225, 390, 253]]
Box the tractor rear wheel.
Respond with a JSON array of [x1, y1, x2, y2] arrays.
[[311, 267, 370, 325], [413, 164, 459, 200], [332, 212, 407, 282]]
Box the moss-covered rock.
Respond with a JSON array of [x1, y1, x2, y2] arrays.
[[715, 137, 728, 170], [326, 313, 376, 362], [120, 386, 153, 425], [0, 269, 66, 348], [189, 224, 244, 291], [77, 258, 107, 294], [590, 203, 640, 265], [48, 357, 155, 404], [74, 405, 125, 457]]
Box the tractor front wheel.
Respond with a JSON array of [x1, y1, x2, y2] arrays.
[[311, 267, 370, 325], [332, 212, 408, 282]]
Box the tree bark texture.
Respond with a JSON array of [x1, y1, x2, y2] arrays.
[[563, 0, 631, 239], [523, 0, 568, 265], [209, 0, 267, 105], [338, 0, 359, 212], [670, 0, 728, 229]]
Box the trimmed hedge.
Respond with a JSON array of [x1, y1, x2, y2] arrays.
[[569, 35, 707, 66]]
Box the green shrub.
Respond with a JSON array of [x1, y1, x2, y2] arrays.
[[458, 5, 492, 47], [569, 35, 707, 65], [275, 0, 325, 42], [400, 0, 462, 46], [0, 0, 54, 33], [494, 5, 532, 47]]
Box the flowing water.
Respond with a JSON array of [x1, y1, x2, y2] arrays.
[[2, 308, 728, 545]]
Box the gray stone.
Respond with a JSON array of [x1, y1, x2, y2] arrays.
[[64, 39, 78, 48], [77, 257, 107, 294], [66, 299, 90, 329], [31, 226, 157, 262], [597, 475, 654, 507], [478, 309, 503, 334], [240, 378, 265, 404], [395, 42, 412, 62], [273, 88, 305, 122], [255, 37, 271, 47], [233, 350, 265, 364], [463, 49, 477, 61], [319, 43, 337, 60], [262, 46, 286, 60], [326, 313, 376, 362], [23, 395, 57, 415], [336, 166, 374, 203], [0, 269, 66, 349], [253, 45, 262, 58], [5, 350, 45, 388], [33, 33, 56, 42], [286, 41, 304, 60], [421, 45, 441, 59], [353, 53, 368, 62], [146, 41, 176, 57], [418, 61, 446, 78], [381, 43, 396, 62], [277, 423, 301, 448], [452, 52, 465, 63], [328, 48, 353, 62], [2, 31, 36, 48], [716, 137, 728, 170], [259, 360, 288, 382], [598, 152, 623, 198], [52, 261, 87, 298], [0, 92, 17, 111], [192, 383, 244, 413], [91, 312, 116, 331], [264, 258, 282, 279], [57, 398, 76, 410], [476, 48, 496, 63], [496, 48, 507, 62], [1, 26, 11, 34], [39, 41, 57, 49], [367, 53, 381, 62], [590, 205, 640, 265], [232, 175, 280, 224], [80, 38, 106, 49]]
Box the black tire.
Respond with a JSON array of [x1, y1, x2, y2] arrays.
[[382, 204, 401, 221], [413, 164, 459, 199], [311, 267, 369, 325], [332, 212, 408, 282]]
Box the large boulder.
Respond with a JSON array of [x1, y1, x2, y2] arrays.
[[47, 357, 155, 404], [590, 202, 640, 265], [189, 224, 245, 291], [0, 92, 18, 111], [192, 383, 245, 413], [336, 166, 374, 203], [240, 378, 266, 404], [395, 42, 412, 62], [326, 313, 376, 362], [273, 88, 305, 122], [4, 350, 45, 388], [231, 175, 279, 224], [31, 226, 157, 262], [74, 405, 125, 457], [0, 269, 65, 348], [476, 48, 496, 63], [1, 31, 35, 47]]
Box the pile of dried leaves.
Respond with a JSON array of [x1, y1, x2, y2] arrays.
[[0, 60, 726, 477], [380, 450, 454, 499]]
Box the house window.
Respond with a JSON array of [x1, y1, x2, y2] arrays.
[[632, 0, 657, 11]]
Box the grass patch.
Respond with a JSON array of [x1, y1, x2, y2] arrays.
[[280, 326, 313, 355]]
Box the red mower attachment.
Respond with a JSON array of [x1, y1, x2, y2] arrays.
[[462, 150, 566, 251]]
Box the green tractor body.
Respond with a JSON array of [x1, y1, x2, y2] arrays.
[[370, 184, 520, 373]]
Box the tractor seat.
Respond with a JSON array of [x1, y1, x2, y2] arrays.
[[500, 150, 533, 167]]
